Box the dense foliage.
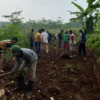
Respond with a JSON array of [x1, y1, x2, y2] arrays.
[[86, 33, 100, 52], [0, 18, 100, 54]]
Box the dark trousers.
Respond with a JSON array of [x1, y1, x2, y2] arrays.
[[79, 42, 86, 56], [30, 37, 34, 48], [35, 41, 41, 55], [57, 41, 61, 48], [48, 39, 52, 44]]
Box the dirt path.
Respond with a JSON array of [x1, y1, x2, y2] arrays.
[[0, 47, 100, 100]]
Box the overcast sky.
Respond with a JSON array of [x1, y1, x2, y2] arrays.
[[0, 0, 87, 23]]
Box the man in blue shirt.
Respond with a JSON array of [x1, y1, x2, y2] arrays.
[[79, 30, 87, 57]]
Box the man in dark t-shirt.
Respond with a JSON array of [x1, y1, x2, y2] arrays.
[[30, 29, 34, 49], [56, 30, 63, 48]]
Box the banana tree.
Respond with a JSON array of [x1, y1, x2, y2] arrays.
[[68, 1, 88, 30], [68, 0, 100, 33]]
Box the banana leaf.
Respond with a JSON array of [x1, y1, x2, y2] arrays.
[[67, 10, 81, 16], [70, 18, 79, 21], [71, 2, 84, 12], [87, 0, 96, 7]]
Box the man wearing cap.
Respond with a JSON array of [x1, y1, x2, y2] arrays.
[[0, 37, 18, 73], [11, 45, 38, 97]]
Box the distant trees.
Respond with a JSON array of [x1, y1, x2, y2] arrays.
[[2, 11, 24, 24], [23, 18, 63, 31]]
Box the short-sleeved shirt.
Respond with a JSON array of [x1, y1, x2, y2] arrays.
[[16, 48, 38, 66], [48, 33, 53, 40], [57, 33, 62, 41], [62, 33, 70, 43], [41, 32, 48, 43], [70, 33, 76, 45], [80, 32, 86, 42], [35, 32, 42, 42], [30, 32, 34, 42]]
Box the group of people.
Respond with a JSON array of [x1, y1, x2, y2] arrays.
[[56, 29, 87, 58], [0, 28, 87, 97], [29, 28, 52, 56], [0, 37, 38, 97], [0, 28, 54, 97], [29, 28, 87, 58]]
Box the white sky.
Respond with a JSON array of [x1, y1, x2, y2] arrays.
[[0, 0, 87, 23]]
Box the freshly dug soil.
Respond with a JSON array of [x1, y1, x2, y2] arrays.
[[0, 46, 100, 100]]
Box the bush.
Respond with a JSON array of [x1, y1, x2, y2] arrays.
[[86, 33, 100, 52], [0, 23, 30, 48]]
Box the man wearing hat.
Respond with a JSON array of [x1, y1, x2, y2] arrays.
[[11, 45, 38, 97]]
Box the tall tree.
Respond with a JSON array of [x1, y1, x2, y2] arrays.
[[2, 11, 24, 24]]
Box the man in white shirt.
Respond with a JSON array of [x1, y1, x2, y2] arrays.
[[41, 28, 49, 54], [69, 30, 76, 57]]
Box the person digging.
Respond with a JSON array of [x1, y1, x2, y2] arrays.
[[11, 45, 38, 97], [0, 37, 18, 73]]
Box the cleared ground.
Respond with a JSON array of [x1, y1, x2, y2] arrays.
[[0, 46, 100, 100]]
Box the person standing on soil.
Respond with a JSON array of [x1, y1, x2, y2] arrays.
[[29, 29, 34, 49], [11, 45, 38, 97], [69, 30, 76, 57], [56, 30, 63, 48], [41, 28, 49, 54], [0, 37, 18, 73], [78, 30, 87, 58], [47, 31, 53, 45], [35, 29, 42, 55], [62, 31, 70, 53]]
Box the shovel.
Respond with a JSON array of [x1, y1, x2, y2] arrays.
[[0, 70, 24, 78]]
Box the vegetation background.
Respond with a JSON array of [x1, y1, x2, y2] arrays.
[[0, 0, 100, 61]]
